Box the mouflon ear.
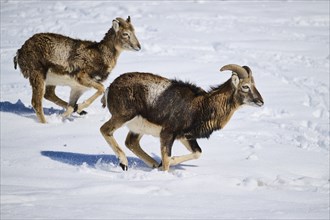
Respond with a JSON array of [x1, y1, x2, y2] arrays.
[[126, 16, 131, 23], [112, 19, 120, 32], [231, 73, 240, 88]]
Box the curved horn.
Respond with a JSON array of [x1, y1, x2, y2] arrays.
[[242, 65, 252, 76], [220, 64, 249, 79]]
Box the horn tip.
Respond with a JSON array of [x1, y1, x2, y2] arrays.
[[219, 65, 230, 72]]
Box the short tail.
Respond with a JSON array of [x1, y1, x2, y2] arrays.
[[13, 51, 18, 69], [101, 87, 110, 108]]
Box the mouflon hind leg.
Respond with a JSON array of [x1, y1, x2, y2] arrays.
[[125, 131, 160, 168], [100, 116, 129, 171], [44, 85, 68, 109], [30, 73, 46, 123]]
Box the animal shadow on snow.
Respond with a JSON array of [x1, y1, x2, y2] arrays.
[[41, 151, 151, 171], [41, 151, 193, 171], [0, 99, 63, 118]]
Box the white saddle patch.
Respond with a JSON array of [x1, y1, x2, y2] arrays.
[[146, 81, 171, 106]]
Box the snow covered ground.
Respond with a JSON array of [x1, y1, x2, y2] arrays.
[[1, 1, 329, 219]]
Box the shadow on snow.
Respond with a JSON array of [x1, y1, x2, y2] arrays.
[[40, 151, 196, 171], [41, 150, 151, 170], [0, 99, 63, 116]]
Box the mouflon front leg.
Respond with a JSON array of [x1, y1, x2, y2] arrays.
[[169, 139, 202, 166]]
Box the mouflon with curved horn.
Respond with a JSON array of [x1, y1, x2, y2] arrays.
[[100, 64, 264, 171]]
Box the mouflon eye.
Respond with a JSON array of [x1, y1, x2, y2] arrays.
[[122, 32, 130, 38], [242, 85, 250, 92]]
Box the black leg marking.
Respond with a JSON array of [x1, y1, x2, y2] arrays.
[[73, 104, 78, 112]]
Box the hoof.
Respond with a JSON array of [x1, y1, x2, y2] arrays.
[[158, 161, 162, 168], [78, 110, 88, 115], [73, 104, 88, 115], [120, 163, 128, 171]]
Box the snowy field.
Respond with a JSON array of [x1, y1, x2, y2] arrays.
[[1, 1, 329, 219]]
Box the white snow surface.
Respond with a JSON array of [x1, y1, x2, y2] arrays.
[[1, 1, 329, 219]]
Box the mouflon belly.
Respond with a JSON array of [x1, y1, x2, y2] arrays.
[[126, 116, 162, 137]]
